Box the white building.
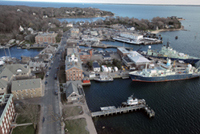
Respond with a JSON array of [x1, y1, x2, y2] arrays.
[[120, 32, 143, 41]]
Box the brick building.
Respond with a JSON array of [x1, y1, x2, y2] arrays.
[[11, 78, 43, 100], [65, 52, 83, 81], [79, 49, 93, 63], [0, 94, 15, 134], [35, 32, 58, 44]]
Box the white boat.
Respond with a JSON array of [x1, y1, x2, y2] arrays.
[[122, 94, 146, 106], [100, 106, 116, 111], [113, 36, 143, 45], [94, 75, 113, 82]]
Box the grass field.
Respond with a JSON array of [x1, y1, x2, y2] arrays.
[[65, 118, 89, 134], [12, 125, 35, 134], [63, 106, 83, 118]]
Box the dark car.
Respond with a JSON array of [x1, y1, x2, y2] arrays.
[[45, 81, 48, 84]]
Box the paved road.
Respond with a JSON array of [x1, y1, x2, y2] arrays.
[[41, 39, 66, 134]]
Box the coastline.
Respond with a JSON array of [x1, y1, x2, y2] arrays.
[[55, 15, 113, 19], [150, 26, 185, 34]]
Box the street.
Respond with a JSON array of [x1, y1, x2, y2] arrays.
[[41, 37, 66, 134]]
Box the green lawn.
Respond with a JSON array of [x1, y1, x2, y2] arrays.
[[63, 106, 83, 118], [65, 118, 89, 134], [12, 125, 35, 134], [16, 114, 31, 124]]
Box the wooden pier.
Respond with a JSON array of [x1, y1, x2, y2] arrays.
[[91, 104, 155, 118]]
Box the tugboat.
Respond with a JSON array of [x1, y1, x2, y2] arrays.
[[122, 94, 146, 106]]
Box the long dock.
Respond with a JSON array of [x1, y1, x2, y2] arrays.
[[91, 104, 155, 118]]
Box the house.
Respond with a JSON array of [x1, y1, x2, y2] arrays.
[[0, 94, 15, 134], [79, 49, 93, 63], [65, 52, 83, 81], [21, 56, 31, 64], [70, 28, 79, 37], [0, 79, 7, 95], [11, 78, 43, 100], [103, 53, 112, 60], [28, 61, 46, 72], [92, 62, 100, 72], [64, 81, 82, 103], [0, 64, 31, 82], [66, 23, 73, 27], [35, 32, 58, 44]]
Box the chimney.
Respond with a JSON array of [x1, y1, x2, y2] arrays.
[[89, 49, 93, 56]]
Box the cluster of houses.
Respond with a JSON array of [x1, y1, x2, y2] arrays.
[[64, 46, 84, 103], [0, 43, 58, 134]]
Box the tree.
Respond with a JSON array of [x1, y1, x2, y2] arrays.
[[16, 103, 40, 129]]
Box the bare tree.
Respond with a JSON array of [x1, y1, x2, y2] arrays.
[[16, 102, 40, 129]]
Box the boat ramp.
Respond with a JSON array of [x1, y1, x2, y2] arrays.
[[91, 104, 155, 118]]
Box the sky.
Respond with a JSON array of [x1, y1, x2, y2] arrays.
[[5, 0, 200, 5]]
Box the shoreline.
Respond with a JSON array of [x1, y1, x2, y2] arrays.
[[150, 26, 185, 34], [55, 15, 113, 19]]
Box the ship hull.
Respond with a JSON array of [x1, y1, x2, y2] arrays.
[[143, 55, 200, 65], [129, 73, 200, 82], [113, 37, 142, 45], [93, 79, 113, 82]]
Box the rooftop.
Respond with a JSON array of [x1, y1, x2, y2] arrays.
[[37, 32, 57, 37], [118, 47, 130, 54], [11, 78, 41, 91], [128, 51, 150, 64]]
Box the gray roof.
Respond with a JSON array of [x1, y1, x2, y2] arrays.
[[5, 64, 30, 75], [11, 78, 41, 91], [65, 54, 83, 71], [65, 81, 82, 97], [0, 67, 14, 81], [0, 79, 7, 88]]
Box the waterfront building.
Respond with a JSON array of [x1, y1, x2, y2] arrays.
[[117, 47, 130, 57], [103, 53, 112, 60], [64, 81, 82, 103], [122, 51, 151, 70], [65, 51, 83, 81], [35, 32, 58, 44], [120, 32, 143, 41], [21, 56, 31, 64], [11, 78, 43, 100], [0, 94, 15, 134], [92, 62, 100, 72]]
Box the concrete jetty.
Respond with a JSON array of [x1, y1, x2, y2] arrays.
[[91, 104, 155, 118]]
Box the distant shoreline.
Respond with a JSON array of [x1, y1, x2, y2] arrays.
[[150, 26, 185, 34], [4, 1, 200, 6]]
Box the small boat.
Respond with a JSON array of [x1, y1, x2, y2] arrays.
[[100, 106, 116, 111], [122, 94, 146, 106], [94, 75, 113, 82], [17, 47, 21, 49]]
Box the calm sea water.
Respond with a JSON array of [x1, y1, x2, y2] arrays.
[[0, 46, 42, 59], [1, 1, 200, 134]]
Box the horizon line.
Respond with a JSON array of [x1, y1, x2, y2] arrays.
[[2, 0, 200, 6]]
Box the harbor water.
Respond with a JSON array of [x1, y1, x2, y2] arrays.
[[1, 1, 200, 133]]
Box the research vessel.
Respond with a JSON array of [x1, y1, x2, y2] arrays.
[[129, 61, 200, 82], [142, 42, 200, 65]]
